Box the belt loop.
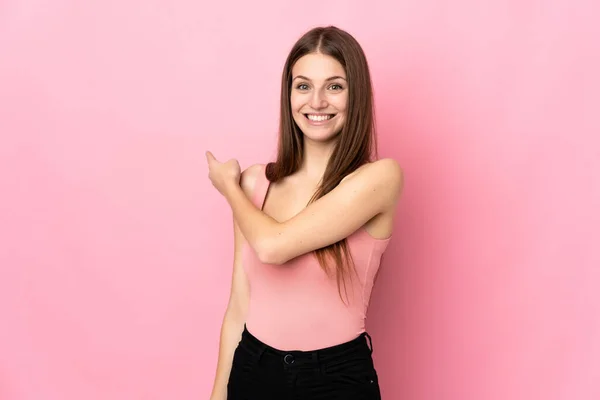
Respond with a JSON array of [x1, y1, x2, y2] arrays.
[[255, 345, 267, 365], [246, 339, 266, 365], [311, 351, 320, 374], [242, 325, 267, 364], [365, 332, 374, 354]]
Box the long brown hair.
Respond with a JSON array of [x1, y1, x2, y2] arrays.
[[265, 26, 379, 303]]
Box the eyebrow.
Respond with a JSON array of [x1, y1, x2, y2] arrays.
[[292, 75, 347, 82]]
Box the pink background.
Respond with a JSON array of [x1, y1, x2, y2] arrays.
[[1, 1, 599, 399]]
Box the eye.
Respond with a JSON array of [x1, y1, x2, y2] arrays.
[[296, 83, 309, 90], [329, 84, 344, 90]]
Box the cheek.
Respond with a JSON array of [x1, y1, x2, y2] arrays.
[[290, 94, 302, 112], [331, 95, 348, 112]]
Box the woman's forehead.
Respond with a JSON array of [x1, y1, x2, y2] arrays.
[[292, 53, 346, 79]]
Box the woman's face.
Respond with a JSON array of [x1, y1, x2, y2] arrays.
[[290, 52, 348, 142]]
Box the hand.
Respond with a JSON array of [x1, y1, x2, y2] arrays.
[[205, 151, 241, 196]]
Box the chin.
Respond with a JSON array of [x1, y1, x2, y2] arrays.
[[302, 127, 343, 142]]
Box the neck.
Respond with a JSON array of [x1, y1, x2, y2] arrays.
[[298, 138, 337, 182]]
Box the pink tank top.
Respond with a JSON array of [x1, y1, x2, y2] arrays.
[[242, 164, 391, 351]]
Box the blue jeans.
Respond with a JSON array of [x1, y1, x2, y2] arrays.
[[227, 325, 382, 400]]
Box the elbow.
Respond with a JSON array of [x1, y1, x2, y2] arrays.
[[255, 237, 287, 265]]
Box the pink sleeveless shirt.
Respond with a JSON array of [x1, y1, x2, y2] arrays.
[[242, 164, 391, 351]]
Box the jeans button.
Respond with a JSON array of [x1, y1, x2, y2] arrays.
[[284, 354, 295, 364]]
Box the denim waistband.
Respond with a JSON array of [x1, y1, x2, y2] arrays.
[[239, 325, 374, 367]]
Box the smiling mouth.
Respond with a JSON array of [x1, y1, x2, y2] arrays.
[[304, 114, 335, 122]]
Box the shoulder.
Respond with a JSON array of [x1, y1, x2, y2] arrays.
[[239, 163, 266, 197], [338, 158, 404, 211], [367, 158, 403, 182], [343, 158, 403, 190]]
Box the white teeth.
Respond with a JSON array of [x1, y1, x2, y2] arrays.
[[307, 114, 333, 122]]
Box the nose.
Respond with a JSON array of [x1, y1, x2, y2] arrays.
[[309, 89, 328, 109]]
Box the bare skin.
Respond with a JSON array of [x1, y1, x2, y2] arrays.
[[207, 52, 403, 399], [206, 152, 402, 264], [206, 53, 403, 264]]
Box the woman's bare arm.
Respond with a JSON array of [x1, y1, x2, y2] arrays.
[[222, 158, 403, 265], [209, 166, 261, 400]]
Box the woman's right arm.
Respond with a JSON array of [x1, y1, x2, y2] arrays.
[[209, 165, 262, 400]]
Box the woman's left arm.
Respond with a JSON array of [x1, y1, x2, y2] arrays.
[[214, 158, 403, 265]]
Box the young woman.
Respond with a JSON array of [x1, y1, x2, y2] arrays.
[[206, 26, 403, 400]]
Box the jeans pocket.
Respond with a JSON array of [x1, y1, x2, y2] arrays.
[[357, 369, 381, 400], [330, 368, 379, 385], [323, 354, 379, 385], [366, 370, 382, 400], [323, 352, 374, 373], [322, 367, 381, 400]]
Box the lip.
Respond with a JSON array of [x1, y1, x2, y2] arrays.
[[304, 113, 336, 126]]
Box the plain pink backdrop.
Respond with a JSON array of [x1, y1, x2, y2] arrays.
[[1, 1, 599, 399]]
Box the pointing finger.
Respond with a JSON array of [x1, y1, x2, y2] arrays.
[[205, 151, 216, 163]]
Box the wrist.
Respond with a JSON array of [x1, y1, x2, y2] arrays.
[[223, 179, 241, 200]]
